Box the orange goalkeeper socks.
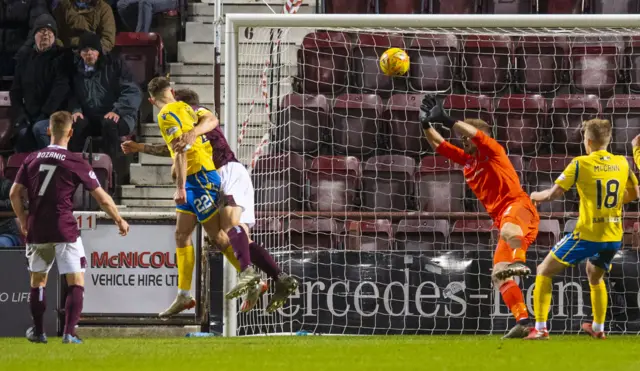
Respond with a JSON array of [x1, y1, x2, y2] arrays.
[[500, 280, 529, 322]]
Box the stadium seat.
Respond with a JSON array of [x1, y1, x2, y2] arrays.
[[570, 43, 619, 96], [252, 218, 286, 250], [345, 219, 394, 251], [378, 0, 426, 13], [483, 0, 534, 13], [361, 155, 416, 212], [416, 156, 465, 212], [623, 219, 636, 248], [531, 219, 561, 249], [5, 152, 30, 181], [494, 95, 546, 155], [625, 37, 640, 93], [408, 34, 459, 92], [252, 153, 306, 211], [461, 35, 513, 94], [515, 36, 567, 93], [527, 156, 577, 213], [331, 94, 383, 156], [72, 153, 114, 210], [113, 33, 164, 89], [351, 33, 407, 95], [588, 0, 639, 13], [550, 94, 601, 155], [631, 222, 640, 249], [324, 0, 375, 13], [508, 155, 526, 184], [276, 93, 330, 154], [430, 0, 479, 13], [384, 94, 431, 156], [298, 32, 350, 95], [308, 156, 361, 212], [395, 219, 449, 250], [290, 218, 343, 250], [607, 95, 640, 155], [0, 155, 5, 178], [0, 91, 11, 150], [563, 219, 577, 235], [443, 94, 494, 148], [449, 219, 496, 251], [538, 0, 585, 13]]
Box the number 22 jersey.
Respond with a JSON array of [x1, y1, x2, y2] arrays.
[[14, 146, 101, 244]]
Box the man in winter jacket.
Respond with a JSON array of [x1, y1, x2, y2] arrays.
[[54, 0, 116, 52], [10, 14, 69, 152], [69, 32, 141, 161], [0, 175, 21, 247]]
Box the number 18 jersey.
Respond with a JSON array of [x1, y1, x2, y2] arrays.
[[555, 150, 638, 242]]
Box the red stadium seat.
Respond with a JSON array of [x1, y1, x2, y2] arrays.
[[550, 94, 601, 155], [298, 32, 350, 95], [0, 91, 12, 150], [623, 219, 636, 248], [532, 220, 561, 249], [588, 0, 639, 13], [113, 33, 164, 88], [430, 0, 479, 13], [625, 37, 640, 93], [461, 35, 513, 94], [495, 95, 547, 155], [385, 94, 431, 156], [73, 153, 114, 210], [395, 219, 449, 250], [290, 218, 343, 250], [607, 95, 640, 156], [515, 36, 568, 93], [5, 152, 30, 181], [379, 0, 426, 13], [538, 0, 585, 13], [570, 44, 619, 96], [527, 156, 577, 213], [416, 156, 465, 212], [252, 153, 306, 211], [0, 156, 5, 178], [449, 219, 497, 250], [345, 219, 394, 251], [308, 156, 361, 212], [252, 219, 286, 250], [483, 0, 534, 13], [443, 94, 494, 148], [324, 0, 375, 13], [331, 94, 383, 156], [276, 94, 330, 154], [408, 34, 459, 92], [361, 155, 416, 212], [351, 34, 407, 95]]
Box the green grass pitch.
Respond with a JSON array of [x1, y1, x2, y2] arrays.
[[2, 335, 640, 371]]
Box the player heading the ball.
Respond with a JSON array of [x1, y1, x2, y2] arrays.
[[10, 111, 129, 344], [420, 95, 539, 340], [525, 119, 639, 340]]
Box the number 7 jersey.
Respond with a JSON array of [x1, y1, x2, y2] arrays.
[[555, 150, 638, 242]]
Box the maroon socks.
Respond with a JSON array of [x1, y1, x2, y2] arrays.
[[29, 287, 46, 336], [64, 285, 84, 336], [249, 242, 281, 280], [228, 226, 251, 271]]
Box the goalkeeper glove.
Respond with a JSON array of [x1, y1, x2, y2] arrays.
[[419, 95, 456, 130]]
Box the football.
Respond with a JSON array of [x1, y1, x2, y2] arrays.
[[379, 47, 410, 76]]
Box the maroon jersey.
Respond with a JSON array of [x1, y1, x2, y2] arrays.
[[194, 106, 238, 168], [15, 146, 101, 244]]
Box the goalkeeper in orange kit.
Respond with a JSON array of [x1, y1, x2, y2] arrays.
[[420, 95, 539, 339]]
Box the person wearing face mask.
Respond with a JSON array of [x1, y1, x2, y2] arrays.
[[68, 32, 141, 162], [54, 0, 116, 52], [10, 14, 70, 152]]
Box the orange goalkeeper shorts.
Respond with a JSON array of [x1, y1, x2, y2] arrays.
[[493, 199, 539, 265]]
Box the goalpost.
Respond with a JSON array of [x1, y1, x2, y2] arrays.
[[223, 13, 640, 337]]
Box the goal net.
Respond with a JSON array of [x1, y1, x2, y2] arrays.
[[224, 14, 640, 336]]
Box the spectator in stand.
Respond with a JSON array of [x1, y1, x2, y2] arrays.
[[117, 0, 177, 32], [0, 0, 49, 78], [11, 14, 70, 152], [69, 32, 141, 161], [54, 0, 116, 52], [0, 175, 22, 248]]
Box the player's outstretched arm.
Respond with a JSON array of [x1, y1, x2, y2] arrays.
[[172, 149, 188, 205], [9, 183, 28, 236], [531, 184, 566, 205], [173, 111, 219, 153], [90, 187, 129, 236], [624, 170, 640, 204], [420, 95, 469, 165], [121, 140, 171, 158]]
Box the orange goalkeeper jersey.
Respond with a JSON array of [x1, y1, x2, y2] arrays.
[[436, 130, 530, 225]]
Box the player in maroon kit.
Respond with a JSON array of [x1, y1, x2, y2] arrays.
[[10, 111, 129, 344]]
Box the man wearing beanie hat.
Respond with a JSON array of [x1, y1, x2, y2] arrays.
[[11, 14, 70, 152], [68, 32, 141, 164], [0, 0, 48, 78]]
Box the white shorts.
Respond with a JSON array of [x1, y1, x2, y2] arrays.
[[26, 237, 86, 275], [218, 162, 255, 227]]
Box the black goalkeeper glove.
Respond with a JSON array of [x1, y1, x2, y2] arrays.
[[419, 95, 455, 130]]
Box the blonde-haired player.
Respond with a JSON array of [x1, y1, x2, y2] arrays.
[[526, 119, 639, 340]]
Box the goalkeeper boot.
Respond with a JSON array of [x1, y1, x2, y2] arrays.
[[26, 326, 47, 344], [266, 273, 299, 313], [494, 262, 531, 281], [581, 323, 606, 339], [524, 327, 549, 340], [240, 280, 269, 313], [62, 334, 83, 344], [225, 267, 261, 300], [159, 293, 196, 320], [502, 323, 531, 339]]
